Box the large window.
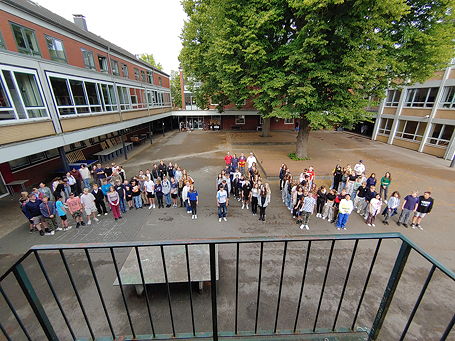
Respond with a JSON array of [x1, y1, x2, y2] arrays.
[[121, 64, 129, 78], [284, 118, 294, 124], [81, 48, 95, 70], [395, 120, 427, 141], [0, 66, 48, 121], [45, 35, 66, 63], [405, 87, 438, 108], [134, 68, 140, 80], [111, 60, 120, 76], [147, 71, 153, 84], [98, 55, 108, 72], [49, 74, 117, 115], [235, 115, 246, 125], [141, 70, 146, 82], [9, 149, 60, 170], [129, 87, 146, 109], [378, 118, 393, 135], [385, 89, 401, 107], [117, 86, 131, 110], [441, 86, 455, 109], [427, 124, 454, 147], [10, 23, 40, 56]]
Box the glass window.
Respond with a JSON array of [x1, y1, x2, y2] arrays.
[[11, 23, 40, 56], [441, 86, 455, 109], [45, 35, 66, 62], [396, 120, 426, 141], [9, 157, 29, 170], [0, 76, 15, 120], [378, 118, 393, 135], [141, 70, 146, 82], [0, 31, 5, 49], [121, 64, 129, 77], [81, 48, 95, 70], [98, 55, 108, 72], [117, 86, 131, 110], [99, 84, 117, 111], [134, 68, 139, 80], [428, 124, 454, 146], [147, 71, 153, 83], [385, 89, 401, 106], [284, 118, 294, 124], [85, 82, 102, 112], [235, 115, 245, 125], [111, 60, 120, 76], [69, 79, 89, 113], [50, 77, 74, 115], [14, 72, 46, 118], [405, 88, 439, 108]]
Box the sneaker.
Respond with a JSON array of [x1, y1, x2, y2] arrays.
[[242, 204, 245, 209], [45, 231, 55, 236], [299, 224, 304, 230], [187, 210, 191, 214], [94, 218, 99, 222], [367, 223, 371, 227], [356, 210, 361, 214], [223, 217, 227, 222], [397, 222, 401, 226], [192, 215, 195, 220], [246, 205, 249, 210], [418, 224, 423, 230], [66, 226, 72, 230], [195, 215, 198, 219], [403, 224, 409, 228], [76, 222, 80, 228], [153, 204, 156, 208], [337, 227, 341, 230], [219, 218, 222, 222], [29, 230, 34, 234], [411, 223, 416, 229], [305, 225, 309, 230], [39, 230, 45, 236], [372, 224, 375, 227], [104, 213, 108, 216], [56, 227, 63, 231], [81, 221, 86, 226], [87, 220, 92, 225], [149, 205, 153, 210], [97, 213, 101, 217], [322, 217, 326, 220]]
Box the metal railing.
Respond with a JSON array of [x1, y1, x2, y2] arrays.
[[0, 233, 454, 341]]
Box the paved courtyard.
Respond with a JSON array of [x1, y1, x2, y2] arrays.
[[0, 130, 454, 340]]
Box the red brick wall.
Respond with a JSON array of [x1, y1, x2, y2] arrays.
[[0, 10, 169, 85], [12, 157, 62, 188], [221, 116, 259, 130], [270, 118, 295, 130]]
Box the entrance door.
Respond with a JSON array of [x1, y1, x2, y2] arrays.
[[0, 172, 8, 198]]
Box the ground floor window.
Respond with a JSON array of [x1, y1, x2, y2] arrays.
[[427, 124, 454, 147], [235, 115, 245, 125], [378, 118, 393, 135], [395, 120, 427, 141], [284, 118, 294, 124]]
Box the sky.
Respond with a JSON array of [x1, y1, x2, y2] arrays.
[[34, 0, 187, 74]]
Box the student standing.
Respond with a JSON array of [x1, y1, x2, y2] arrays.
[[124, 180, 134, 210], [397, 191, 419, 228], [251, 183, 259, 215], [336, 194, 354, 230], [39, 196, 57, 235], [299, 192, 316, 230], [257, 186, 270, 222], [238, 153, 247, 175], [155, 179, 164, 208], [66, 193, 85, 228], [354, 160, 365, 177], [382, 191, 401, 225], [332, 165, 343, 191], [38, 182, 54, 201], [316, 186, 327, 218], [366, 194, 382, 227], [379, 172, 392, 201], [162, 176, 172, 208], [92, 184, 108, 216], [363, 185, 377, 218], [247, 152, 257, 170], [170, 178, 179, 208], [114, 180, 127, 214], [24, 194, 45, 235], [80, 188, 99, 225], [182, 181, 191, 213], [188, 185, 199, 219], [217, 184, 229, 222], [279, 164, 287, 191], [354, 182, 367, 213], [224, 152, 233, 167], [132, 183, 143, 209], [411, 192, 434, 230], [144, 177, 156, 209], [79, 164, 92, 189], [55, 197, 71, 230], [107, 186, 122, 220], [242, 180, 252, 210], [322, 189, 336, 222]]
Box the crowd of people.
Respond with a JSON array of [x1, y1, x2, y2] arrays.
[[218, 152, 271, 222], [279, 160, 434, 231], [19, 161, 198, 236]]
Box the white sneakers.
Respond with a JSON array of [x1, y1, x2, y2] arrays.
[[191, 215, 198, 219], [94, 218, 99, 222], [219, 218, 222, 222], [223, 217, 227, 221], [192, 215, 195, 219], [149, 205, 153, 210], [299, 224, 310, 230], [242, 204, 245, 209], [97, 213, 101, 217], [56, 227, 63, 231], [87, 220, 92, 225], [104, 212, 108, 216], [246, 204, 249, 210]]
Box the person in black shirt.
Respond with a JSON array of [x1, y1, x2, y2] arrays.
[[123, 180, 133, 210], [354, 182, 367, 213], [362, 185, 377, 218], [316, 186, 327, 218], [411, 192, 434, 230], [92, 184, 108, 215], [151, 164, 160, 181], [158, 160, 167, 179], [322, 189, 337, 221], [104, 165, 113, 182], [242, 180, 252, 210], [332, 165, 343, 191]]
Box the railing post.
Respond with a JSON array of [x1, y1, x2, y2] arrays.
[[12, 264, 58, 341], [369, 241, 411, 340], [209, 243, 218, 341]]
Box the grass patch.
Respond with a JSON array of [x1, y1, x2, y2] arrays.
[[288, 152, 311, 161]]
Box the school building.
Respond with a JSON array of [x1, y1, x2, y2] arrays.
[[372, 63, 455, 161]]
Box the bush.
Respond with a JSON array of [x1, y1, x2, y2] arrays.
[[288, 153, 310, 161]]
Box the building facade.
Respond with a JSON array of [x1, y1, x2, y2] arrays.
[[0, 0, 173, 196], [372, 64, 455, 161]]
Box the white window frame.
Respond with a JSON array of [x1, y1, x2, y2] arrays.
[[111, 60, 120, 76], [385, 89, 401, 107], [440, 86, 455, 109], [10, 22, 41, 57], [81, 48, 96, 70], [0, 64, 49, 124], [117, 85, 132, 111], [45, 35, 67, 63], [284, 118, 294, 124], [395, 120, 426, 142], [378, 118, 394, 136], [98, 55, 108, 72], [426, 124, 454, 147], [235, 115, 246, 125], [121, 64, 129, 78], [47, 72, 117, 117], [405, 87, 438, 108]]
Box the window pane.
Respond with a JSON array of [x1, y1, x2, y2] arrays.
[[29, 152, 46, 163], [46, 36, 66, 61], [98, 56, 108, 71], [14, 72, 44, 107], [12, 25, 27, 50], [414, 89, 427, 104], [27, 109, 47, 118], [50, 77, 73, 106], [9, 157, 29, 169], [441, 125, 454, 141], [2, 70, 26, 119], [85, 82, 99, 105], [69, 79, 87, 106], [404, 121, 418, 134], [24, 29, 39, 55], [431, 124, 443, 139], [0, 78, 12, 108]]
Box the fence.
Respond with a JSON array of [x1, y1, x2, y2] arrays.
[[0, 233, 454, 340]]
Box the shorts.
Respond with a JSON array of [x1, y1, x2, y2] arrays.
[[72, 210, 82, 219], [414, 212, 426, 218], [85, 207, 97, 215], [126, 195, 132, 201], [171, 193, 178, 199], [59, 215, 67, 221], [147, 192, 155, 198], [31, 216, 42, 225]]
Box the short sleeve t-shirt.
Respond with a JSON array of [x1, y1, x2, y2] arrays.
[[66, 197, 82, 213], [144, 180, 155, 193], [217, 190, 228, 203], [80, 193, 96, 209], [188, 191, 198, 201], [55, 201, 66, 216], [403, 195, 419, 210]]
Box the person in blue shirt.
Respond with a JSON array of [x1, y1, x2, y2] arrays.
[[216, 184, 229, 222], [187, 185, 199, 219], [55, 197, 72, 230], [101, 180, 112, 196]]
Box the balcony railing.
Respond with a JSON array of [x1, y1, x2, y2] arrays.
[[0, 233, 453, 340]]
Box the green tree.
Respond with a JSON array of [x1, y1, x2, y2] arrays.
[[180, 0, 454, 158], [139, 53, 163, 71], [170, 70, 182, 108]]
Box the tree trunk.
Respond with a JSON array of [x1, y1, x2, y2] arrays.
[[261, 117, 271, 137], [295, 118, 311, 159]]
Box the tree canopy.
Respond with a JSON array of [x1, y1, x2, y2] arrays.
[[139, 53, 163, 71], [170, 70, 182, 108], [179, 0, 455, 157]]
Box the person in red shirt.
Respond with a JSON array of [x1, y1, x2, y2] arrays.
[[66, 192, 85, 228], [238, 153, 247, 175], [224, 152, 232, 166]]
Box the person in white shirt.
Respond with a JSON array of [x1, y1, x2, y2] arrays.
[[336, 194, 354, 230], [354, 160, 365, 177], [216, 185, 229, 222], [79, 164, 91, 190], [144, 178, 155, 209], [247, 152, 257, 169], [182, 181, 191, 214], [80, 188, 99, 225]]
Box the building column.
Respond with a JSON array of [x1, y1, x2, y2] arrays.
[[372, 90, 387, 141], [387, 87, 407, 145], [418, 66, 451, 153], [444, 131, 455, 161], [58, 147, 70, 172]]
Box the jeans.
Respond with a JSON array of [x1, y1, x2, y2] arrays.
[[336, 213, 350, 228], [110, 204, 121, 219], [82, 178, 91, 190], [379, 186, 389, 201], [301, 211, 311, 225], [398, 208, 413, 225], [259, 206, 266, 220], [316, 200, 325, 214], [119, 198, 126, 213], [251, 196, 258, 214], [218, 203, 227, 218], [157, 194, 164, 208], [322, 203, 334, 221], [285, 192, 292, 209], [133, 195, 142, 208], [164, 193, 172, 206]]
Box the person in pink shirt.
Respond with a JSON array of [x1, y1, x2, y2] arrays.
[[66, 192, 85, 228]]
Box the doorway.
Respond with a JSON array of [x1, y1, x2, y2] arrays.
[[185, 116, 204, 130], [0, 172, 8, 198]]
